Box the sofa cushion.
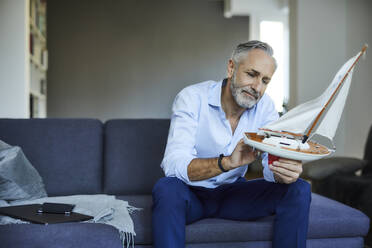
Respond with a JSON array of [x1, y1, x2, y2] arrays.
[[309, 193, 369, 238], [118, 193, 370, 245], [0, 222, 122, 248], [134, 238, 364, 248], [0, 119, 103, 196], [104, 119, 169, 195]]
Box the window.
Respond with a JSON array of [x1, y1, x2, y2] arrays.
[[259, 20, 289, 113]]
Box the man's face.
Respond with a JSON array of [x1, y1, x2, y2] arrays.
[[228, 49, 276, 109]]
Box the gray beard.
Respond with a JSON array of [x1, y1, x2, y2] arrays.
[[230, 74, 261, 109]]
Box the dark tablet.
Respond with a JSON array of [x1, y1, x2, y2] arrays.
[[0, 204, 93, 224], [38, 202, 75, 215]]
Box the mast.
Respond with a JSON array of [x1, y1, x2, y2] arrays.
[[302, 44, 368, 143]]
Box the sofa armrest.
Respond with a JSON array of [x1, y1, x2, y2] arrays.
[[302, 157, 367, 181]]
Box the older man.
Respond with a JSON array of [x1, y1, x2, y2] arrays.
[[152, 40, 311, 248]]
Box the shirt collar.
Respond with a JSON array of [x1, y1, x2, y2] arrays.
[[208, 78, 227, 107]]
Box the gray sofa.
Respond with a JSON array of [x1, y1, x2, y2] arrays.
[[303, 124, 372, 246], [0, 118, 369, 248]]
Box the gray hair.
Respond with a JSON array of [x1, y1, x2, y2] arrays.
[[231, 40, 277, 69]]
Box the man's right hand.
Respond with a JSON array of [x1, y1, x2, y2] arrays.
[[188, 139, 258, 181], [224, 139, 258, 170]]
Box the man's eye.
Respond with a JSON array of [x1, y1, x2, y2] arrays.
[[262, 80, 269, 85], [247, 72, 255, 77]]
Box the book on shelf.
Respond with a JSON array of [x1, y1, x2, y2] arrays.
[[38, 1, 46, 36], [29, 0, 47, 71], [40, 79, 47, 95], [29, 33, 34, 55], [29, 95, 39, 118], [30, 0, 36, 20], [30, 0, 47, 39], [41, 49, 48, 70], [28, 0, 47, 119]]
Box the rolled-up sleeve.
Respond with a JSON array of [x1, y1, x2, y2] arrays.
[[260, 96, 279, 183], [161, 88, 199, 184]]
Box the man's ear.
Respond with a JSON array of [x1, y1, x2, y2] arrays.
[[227, 59, 235, 79]]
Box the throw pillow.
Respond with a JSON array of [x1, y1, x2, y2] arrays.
[[0, 140, 47, 201]]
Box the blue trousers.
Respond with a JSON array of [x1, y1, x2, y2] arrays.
[[152, 177, 311, 248]]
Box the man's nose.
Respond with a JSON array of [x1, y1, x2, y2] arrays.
[[251, 78, 262, 92]]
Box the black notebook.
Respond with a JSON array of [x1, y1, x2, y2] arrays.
[[0, 204, 93, 224]]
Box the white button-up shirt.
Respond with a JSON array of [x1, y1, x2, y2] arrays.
[[161, 79, 279, 188]]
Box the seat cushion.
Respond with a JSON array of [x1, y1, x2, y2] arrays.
[[308, 193, 369, 238], [135, 238, 364, 248], [0, 119, 103, 196], [118, 193, 370, 245], [104, 119, 169, 195], [0, 223, 122, 248]]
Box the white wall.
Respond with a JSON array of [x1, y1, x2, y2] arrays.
[[290, 0, 372, 158], [0, 0, 29, 118], [224, 0, 290, 110]]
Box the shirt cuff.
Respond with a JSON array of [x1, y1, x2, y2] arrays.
[[262, 152, 275, 183], [175, 155, 195, 184]]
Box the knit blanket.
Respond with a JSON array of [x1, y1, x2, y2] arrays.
[[0, 194, 140, 248]]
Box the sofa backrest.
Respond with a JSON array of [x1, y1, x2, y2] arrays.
[[364, 124, 372, 161], [363, 124, 372, 175], [103, 119, 169, 195], [0, 119, 103, 196]]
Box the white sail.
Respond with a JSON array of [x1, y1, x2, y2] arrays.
[[262, 96, 324, 134], [314, 67, 354, 140], [263, 53, 360, 136]]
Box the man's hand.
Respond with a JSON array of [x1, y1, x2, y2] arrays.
[[269, 158, 303, 184], [188, 139, 258, 181], [224, 139, 258, 170]]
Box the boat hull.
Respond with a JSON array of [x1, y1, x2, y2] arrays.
[[243, 132, 332, 161]]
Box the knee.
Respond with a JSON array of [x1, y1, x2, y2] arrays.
[[152, 177, 187, 201], [288, 178, 312, 204]]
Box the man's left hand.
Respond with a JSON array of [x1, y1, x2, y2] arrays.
[[269, 158, 303, 184]]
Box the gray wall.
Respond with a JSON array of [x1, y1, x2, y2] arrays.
[[344, 0, 372, 158], [47, 0, 249, 120], [290, 0, 347, 156]]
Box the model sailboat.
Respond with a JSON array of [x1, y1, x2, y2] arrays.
[[244, 45, 368, 161]]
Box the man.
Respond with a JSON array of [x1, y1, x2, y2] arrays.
[[152, 40, 311, 248]]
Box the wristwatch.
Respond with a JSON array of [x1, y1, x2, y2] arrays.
[[218, 154, 228, 172]]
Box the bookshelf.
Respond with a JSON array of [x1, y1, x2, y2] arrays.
[[0, 0, 48, 118], [29, 0, 48, 118]]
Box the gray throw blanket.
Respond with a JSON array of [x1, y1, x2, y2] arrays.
[[0, 194, 140, 248]]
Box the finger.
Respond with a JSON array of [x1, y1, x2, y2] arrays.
[[270, 164, 299, 178], [273, 171, 294, 184], [255, 149, 261, 157], [273, 161, 303, 174], [252, 149, 261, 159], [278, 158, 301, 165], [241, 144, 254, 151], [239, 138, 255, 150]]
